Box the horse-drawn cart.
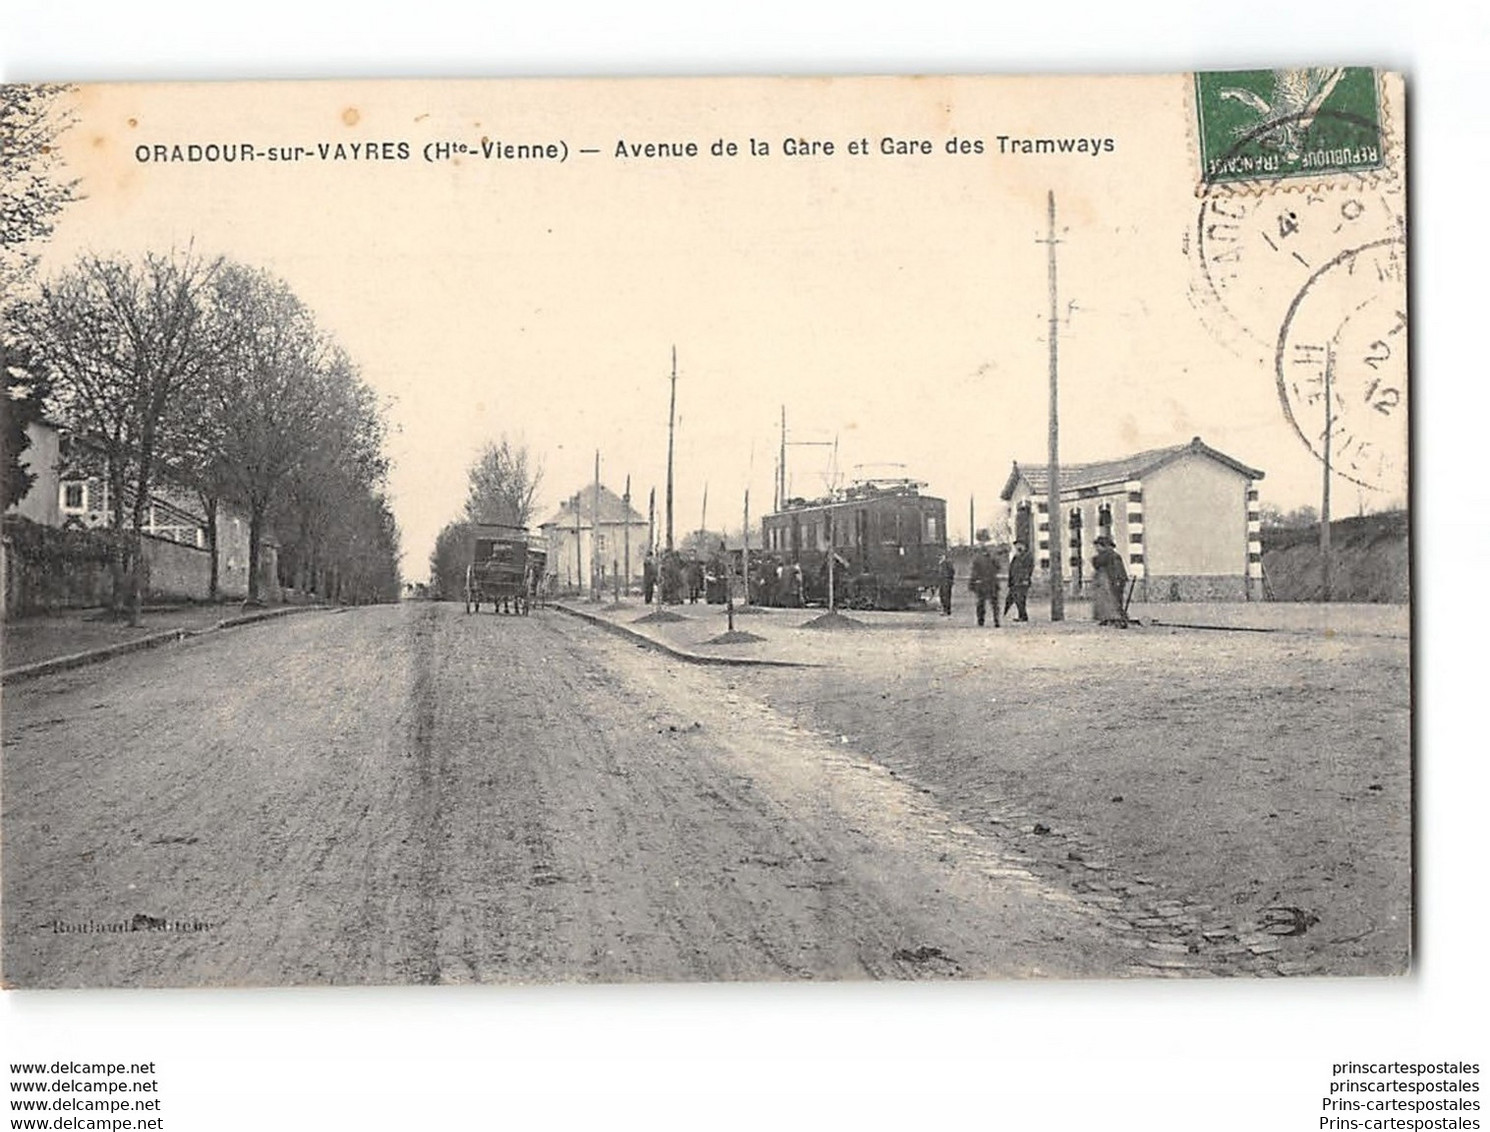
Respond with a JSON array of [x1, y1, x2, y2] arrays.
[[464, 525, 546, 614]]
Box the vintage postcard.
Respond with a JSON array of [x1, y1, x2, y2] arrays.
[[1, 71, 1408, 987]]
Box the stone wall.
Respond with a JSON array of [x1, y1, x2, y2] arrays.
[[2, 525, 280, 616], [1, 533, 112, 615], [139, 533, 210, 602]]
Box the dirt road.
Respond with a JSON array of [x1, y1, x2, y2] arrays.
[[3, 603, 1142, 987], [729, 612, 1411, 978]]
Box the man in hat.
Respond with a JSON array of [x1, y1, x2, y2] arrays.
[[642, 550, 657, 604], [1090, 534, 1129, 626], [685, 554, 704, 603], [936, 549, 955, 616], [968, 529, 1001, 627], [1004, 538, 1034, 622]]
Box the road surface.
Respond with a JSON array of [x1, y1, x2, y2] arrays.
[[3, 603, 1135, 987]]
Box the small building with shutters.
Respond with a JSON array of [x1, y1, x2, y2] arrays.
[[998, 437, 1265, 602]]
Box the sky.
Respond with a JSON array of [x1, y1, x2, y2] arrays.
[[33, 73, 1408, 576]]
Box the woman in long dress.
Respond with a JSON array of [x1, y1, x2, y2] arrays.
[[1090, 535, 1129, 626]]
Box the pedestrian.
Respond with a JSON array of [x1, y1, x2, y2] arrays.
[[937, 550, 955, 616], [661, 551, 683, 604], [642, 550, 657, 604], [686, 556, 703, 603], [968, 533, 1001, 627], [1091, 535, 1129, 627], [1004, 539, 1033, 622]]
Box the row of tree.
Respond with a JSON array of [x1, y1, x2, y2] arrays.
[[2, 85, 399, 618], [6, 250, 402, 616]]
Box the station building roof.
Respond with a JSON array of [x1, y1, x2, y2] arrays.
[[999, 437, 1264, 501]]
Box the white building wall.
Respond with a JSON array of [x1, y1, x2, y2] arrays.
[[1143, 453, 1250, 578]]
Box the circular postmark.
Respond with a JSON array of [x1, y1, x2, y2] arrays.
[[1194, 185, 1403, 353], [1191, 104, 1403, 354], [1274, 238, 1408, 493]]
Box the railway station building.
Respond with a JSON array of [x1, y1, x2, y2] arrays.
[[538, 483, 649, 597], [999, 437, 1265, 602]]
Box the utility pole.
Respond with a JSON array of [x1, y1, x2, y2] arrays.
[[666, 346, 677, 553], [700, 481, 708, 549], [1321, 346, 1335, 602], [1041, 190, 1066, 621], [742, 487, 752, 606], [623, 474, 632, 598], [592, 450, 601, 602], [726, 493, 738, 633], [778, 405, 787, 510], [827, 509, 836, 611], [572, 492, 582, 596]]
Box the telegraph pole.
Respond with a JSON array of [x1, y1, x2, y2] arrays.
[[592, 450, 602, 602], [665, 347, 677, 553], [572, 492, 582, 596], [778, 405, 787, 510], [1321, 346, 1335, 602], [623, 474, 632, 598], [742, 487, 751, 605], [827, 509, 836, 611], [1041, 190, 1066, 621]]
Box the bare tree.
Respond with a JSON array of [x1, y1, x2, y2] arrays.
[[206, 263, 392, 604], [13, 249, 224, 621], [206, 266, 335, 603], [463, 436, 543, 529], [273, 393, 389, 601]]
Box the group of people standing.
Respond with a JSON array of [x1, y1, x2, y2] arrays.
[[638, 547, 736, 605], [935, 533, 1129, 627], [937, 537, 1034, 627], [641, 550, 683, 605]]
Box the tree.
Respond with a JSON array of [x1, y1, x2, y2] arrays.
[[2, 84, 76, 510], [337, 491, 401, 603], [204, 263, 393, 604], [429, 520, 473, 601], [1260, 503, 1321, 531], [159, 348, 239, 601], [463, 437, 542, 530], [1, 84, 78, 294], [1, 338, 51, 510], [273, 409, 390, 601], [13, 249, 224, 621]]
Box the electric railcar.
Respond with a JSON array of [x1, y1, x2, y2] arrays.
[[758, 479, 947, 610]]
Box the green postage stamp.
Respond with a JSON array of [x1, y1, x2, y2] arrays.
[[1194, 67, 1385, 185]]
